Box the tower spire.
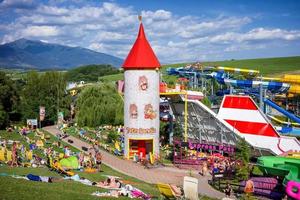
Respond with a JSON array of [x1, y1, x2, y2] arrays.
[[123, 17, 160, 69]]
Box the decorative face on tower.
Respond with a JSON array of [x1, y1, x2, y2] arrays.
[[129, 104, 138, 119], [139, 76, 148, 91], [144, 104, 156, 120]]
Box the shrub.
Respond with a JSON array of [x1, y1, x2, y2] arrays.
[[107, 131, 119, 144]]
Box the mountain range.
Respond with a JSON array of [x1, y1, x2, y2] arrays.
[[0, 39, 123, 69]]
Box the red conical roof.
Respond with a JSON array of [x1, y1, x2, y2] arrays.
[[123, 23, 160, 69]]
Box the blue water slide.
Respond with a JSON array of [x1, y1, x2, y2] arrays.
[[264, 99, 300, 124]]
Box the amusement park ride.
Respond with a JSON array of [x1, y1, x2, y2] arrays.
[[165, 64, 300, 156]]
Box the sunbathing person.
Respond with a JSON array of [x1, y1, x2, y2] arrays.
[[96, 177, 122, 189], [26, 174, 63, 183], [170, 184, 183, 197]]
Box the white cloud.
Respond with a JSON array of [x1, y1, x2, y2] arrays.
[[209, 28, 300, 44], [37, 5, 69, 16], [94, 32, 132, 42], [224, 44, 267, 52], [1, 1, 300, 63], [21, 26, 61, 37], [141, 10, 172, 21], [89, 43, 104, 51]]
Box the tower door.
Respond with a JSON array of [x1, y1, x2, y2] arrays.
[[138, 140, 146, 157]]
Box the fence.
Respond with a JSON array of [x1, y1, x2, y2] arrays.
[[210, 172, 285, 199]]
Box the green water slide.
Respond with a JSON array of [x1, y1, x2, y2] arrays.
[[257, 156, 300, 185]]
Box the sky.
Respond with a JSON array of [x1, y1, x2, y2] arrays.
[[0, 0, 300, 64]]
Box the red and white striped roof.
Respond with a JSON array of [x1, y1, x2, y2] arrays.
[[219, 95, 279, 137], [217, 95, 300, 155]]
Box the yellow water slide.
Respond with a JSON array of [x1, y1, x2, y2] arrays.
[[216, 66, 260, 76], [263, 75, 300, 94]]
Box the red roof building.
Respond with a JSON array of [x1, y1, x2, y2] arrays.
[[123, 22, 160, 70]]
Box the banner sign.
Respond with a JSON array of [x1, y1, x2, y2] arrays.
[[58, 112, 64, 125], [186, 141, 235, 153], [125, 127, 156, 134], [39, 106, 45, 121]]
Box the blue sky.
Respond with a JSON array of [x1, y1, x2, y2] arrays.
[[0, 0, 300, 63]]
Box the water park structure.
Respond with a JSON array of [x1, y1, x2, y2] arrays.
[[165, 64, 300, 156]]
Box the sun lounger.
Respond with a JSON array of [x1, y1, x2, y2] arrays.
[[26, 151, 33, 161], [0, 149, 5, 161], [157, 183, 182, 199], [6, 151, 12, 162], [48, 156, 75, 176]]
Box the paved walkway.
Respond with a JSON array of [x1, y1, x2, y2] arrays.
[[43, 126, 225, 199]]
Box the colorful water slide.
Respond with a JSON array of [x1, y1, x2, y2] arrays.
[[216, 95, 300, 155], [216, 66, 259, 77], [268, 115, 300, 127], [263, 75, 300, 94], [257, 156, 300, 185], [264, 99, 300, 124], [216, 78, 290, 93]]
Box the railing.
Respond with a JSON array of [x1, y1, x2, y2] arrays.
[[210, 172, 285, 199]]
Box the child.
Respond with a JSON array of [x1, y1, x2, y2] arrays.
[[224, 182, 232, 197]]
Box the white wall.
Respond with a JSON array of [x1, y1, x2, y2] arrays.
[[124, 70, 160, 158]]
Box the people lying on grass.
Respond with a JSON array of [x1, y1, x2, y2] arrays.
[[26, 174, 63, 183], [170, 184, 184, 197], [96, 177, 122, 189]]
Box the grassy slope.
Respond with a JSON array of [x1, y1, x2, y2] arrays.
[[98, 73, 124, 82], [202, 56, 300, 76], [0, 130, 78, 157], [0, 129, 160, 200], [0, 164, 157, 200], [0, 129, 217, 200], [100, 56, 300, 83]]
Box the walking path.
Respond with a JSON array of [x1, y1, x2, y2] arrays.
[[43, 126, 225, 199]]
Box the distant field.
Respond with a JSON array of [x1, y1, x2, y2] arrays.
[[161, 56, 300, 76], [98, 73, 123, 82], [203, 56, 300, 76], [3, 56, 300, 81]]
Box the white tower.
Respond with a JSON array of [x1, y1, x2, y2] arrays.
[[123, 17, 161, 159]]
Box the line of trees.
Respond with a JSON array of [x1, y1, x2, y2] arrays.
[[65, 64, 120, 82], [0, 67, 124, 129], [0, 71, 70, 128]]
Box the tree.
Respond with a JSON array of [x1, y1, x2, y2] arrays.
[[65, 64, 120, 82], [75, 83, 123, 127], [0, 72, 19, 129], [21, 71, 71, 125], [235, 138, 251, 180]]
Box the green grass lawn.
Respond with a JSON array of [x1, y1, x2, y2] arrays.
[[98, 73, 124, 82], [160, 56, 300, 78], [119, 56, 300, 85], [203, 56, 300, 76], [0, 163, 160, 200], [0, 130, 78, 159], [0, 129, 161, 199]]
